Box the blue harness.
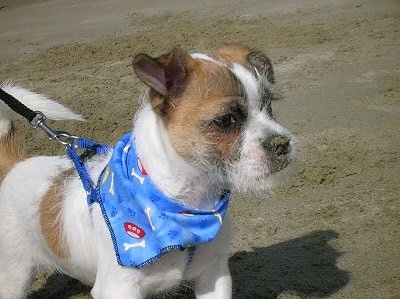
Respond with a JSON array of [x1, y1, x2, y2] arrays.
[[68, 133, 230, 268]]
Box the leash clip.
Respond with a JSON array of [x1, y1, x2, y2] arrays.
[[53, 131, 79, 148], [28, 111, 79, 148], [28, 111, 46, 129]]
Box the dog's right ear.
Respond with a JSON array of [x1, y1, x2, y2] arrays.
[[247, 51, 275, 84], [133, 48, 191, 114]]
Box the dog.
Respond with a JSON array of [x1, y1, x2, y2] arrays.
[[0, 44, 295, 299]]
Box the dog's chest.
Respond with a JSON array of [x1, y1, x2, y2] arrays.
[[93, 133, 229, 269]]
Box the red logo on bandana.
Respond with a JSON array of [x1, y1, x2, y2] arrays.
[[124, 222, 146, 239]]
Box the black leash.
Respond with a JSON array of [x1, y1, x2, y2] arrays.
[[1, 87, 83, 146], [0, 88, 78, 147], [0, 88, 37, 123], [0, 87, 111, 204]]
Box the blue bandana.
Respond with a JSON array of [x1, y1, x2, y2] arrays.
[[94, 133, 230, 269]]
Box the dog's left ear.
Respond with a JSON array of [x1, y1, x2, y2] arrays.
[[133, 48, 192, 115], [133, 48, 190, 97], [247, 51, 275, 84]]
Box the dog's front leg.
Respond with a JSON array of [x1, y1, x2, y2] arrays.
[[90, 206, 146, 299], [191, 215, 233, 299], [194, 258, 232, 299]]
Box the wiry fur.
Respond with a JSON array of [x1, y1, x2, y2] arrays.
[[0, 45, 295, 299]]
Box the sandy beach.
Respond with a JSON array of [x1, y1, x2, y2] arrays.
[[0, 0, 399, 298]]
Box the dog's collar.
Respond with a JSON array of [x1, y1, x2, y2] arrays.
[[94, 133, 230, 268]]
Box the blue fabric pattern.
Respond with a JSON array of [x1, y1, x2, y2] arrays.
[[94, 133, 230, 268]]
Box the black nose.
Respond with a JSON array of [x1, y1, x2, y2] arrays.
[[263, 135, 290, 156]]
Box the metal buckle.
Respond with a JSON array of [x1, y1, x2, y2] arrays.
[[28, 111, 79, 148], [53, 131, 79, 148], [28, 111, 46, 128]]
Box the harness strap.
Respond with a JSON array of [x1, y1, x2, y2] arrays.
[[66, 138, 111, 205], [77, 138, 110, 155]]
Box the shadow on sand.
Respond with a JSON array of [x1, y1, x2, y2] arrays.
[[28, 230, 349, 299], [28, 273, 91, 299], [229, 230, 350, 298]]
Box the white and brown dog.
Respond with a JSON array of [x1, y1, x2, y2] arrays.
[[0, 45, 295, 299]]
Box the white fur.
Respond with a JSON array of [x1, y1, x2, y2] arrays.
[[226, 62, 296, 193], [190, 52, 225, 67], [230, 63, 261, 106], [229, 112, 296, 193], [134, 104, 224, 210], [0, 53, 294, 299]]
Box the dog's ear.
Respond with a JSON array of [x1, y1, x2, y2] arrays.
[[247, 51, 275, 84], [133, 48, 191, 115], [133, 48, 190, 97]]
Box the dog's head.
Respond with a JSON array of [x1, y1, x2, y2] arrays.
[[133, 44, 295, 193]]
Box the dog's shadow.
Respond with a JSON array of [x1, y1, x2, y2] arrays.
[[28, 230, 349, 299], [229, 230, 350, 298], [28, 273, 91, 299]]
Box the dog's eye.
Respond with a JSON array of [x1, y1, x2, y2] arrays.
[[213, 114, 237, 130]]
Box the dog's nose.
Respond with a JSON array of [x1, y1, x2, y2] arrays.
[[262, 135, 290, 156]]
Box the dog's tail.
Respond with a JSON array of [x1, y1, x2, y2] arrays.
[[0, 81, 84, 181]]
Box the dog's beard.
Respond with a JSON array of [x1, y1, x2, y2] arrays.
[[187, 142, 293, 195], [225, 145, 295, 194], [187, 154, 288, 197]]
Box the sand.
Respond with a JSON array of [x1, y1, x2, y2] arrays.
[[0, 0, 399, 298]]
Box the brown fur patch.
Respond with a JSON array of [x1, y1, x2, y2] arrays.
[[215, 44, 251, 65], [165, 55, 245, 163], [40, 168, 75, 259], [0, 124, 25, 183]]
